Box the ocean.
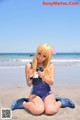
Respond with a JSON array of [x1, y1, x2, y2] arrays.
[[0, 53, 80, 69], [0, 53, 80, 87]]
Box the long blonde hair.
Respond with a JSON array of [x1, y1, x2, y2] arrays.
[[32, 43, 53, 76]]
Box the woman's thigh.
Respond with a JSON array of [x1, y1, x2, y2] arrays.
[[28, 94, 45, 114], [30, 94, 44, 105], [44, 93, 56, 104], [44, 93, 57, 114]]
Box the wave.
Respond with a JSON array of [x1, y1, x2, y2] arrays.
[[12, 59, 32, 62], [0, 58, 80, 69], [0, 58, 80, 63], [9, 59, 80, 63], [51, 59, 80, 63], [0, 66, 25, 69]]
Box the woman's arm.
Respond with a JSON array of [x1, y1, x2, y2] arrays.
[[25, 64, 34, 86], [38, 63, 55, 85]]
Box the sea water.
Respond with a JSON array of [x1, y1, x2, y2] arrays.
[[0, 53, 80, 87], [0, 53, 80, 68]]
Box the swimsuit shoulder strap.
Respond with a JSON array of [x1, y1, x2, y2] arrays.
[[29, 62, 32, 68], [30, 62, 32, 65]]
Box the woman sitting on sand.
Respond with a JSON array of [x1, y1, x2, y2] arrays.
[[11, 43, 75, 115]]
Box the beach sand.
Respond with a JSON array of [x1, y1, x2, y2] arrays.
[[0, 85, 80, 120], [0, 66, 80, 120]]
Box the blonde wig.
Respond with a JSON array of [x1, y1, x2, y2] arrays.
[[32, 43, 53, 76]]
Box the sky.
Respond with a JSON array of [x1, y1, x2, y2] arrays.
[[0, 0, 80, 53]]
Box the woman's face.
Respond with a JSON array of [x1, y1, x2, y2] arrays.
[[37, 52, 46, 64]]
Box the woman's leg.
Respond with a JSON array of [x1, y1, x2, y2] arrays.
[[23, 95, 44, 115], [44, 93, 62, 115]]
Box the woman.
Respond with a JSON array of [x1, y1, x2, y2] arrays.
[[22, 43, 75, 115]]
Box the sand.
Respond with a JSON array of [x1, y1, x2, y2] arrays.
[[0, 66, 80, 120], [0, 85, 80, 120]]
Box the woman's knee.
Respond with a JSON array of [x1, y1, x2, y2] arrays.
[[23, 101, 44, 115], [45, 106, 57, 115], [33, 104, 44, 115]]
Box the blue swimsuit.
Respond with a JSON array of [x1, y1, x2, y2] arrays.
[[31, 65, 52, 100]]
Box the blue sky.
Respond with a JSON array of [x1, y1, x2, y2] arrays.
[[0, 0, 80, 53]]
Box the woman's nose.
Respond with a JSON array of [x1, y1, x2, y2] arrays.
[[39, 57, 42, 60], [39, 55, 43, 59]]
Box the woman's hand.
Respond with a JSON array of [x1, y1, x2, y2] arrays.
[[38, 71, 45, 79]]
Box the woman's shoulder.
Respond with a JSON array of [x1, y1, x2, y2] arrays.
[[25, 62, 32, 69]]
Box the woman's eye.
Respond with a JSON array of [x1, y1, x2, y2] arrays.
[[43, 55, 46, 58], [38, 53, 41, 55]]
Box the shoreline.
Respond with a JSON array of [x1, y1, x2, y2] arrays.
[[0, 65, 80, 88]]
